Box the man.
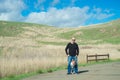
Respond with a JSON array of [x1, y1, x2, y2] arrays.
[[65, 37, 79, 74]]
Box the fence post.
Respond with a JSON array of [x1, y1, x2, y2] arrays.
[[87, 54, 88, 63], [95, 54, 97, 62], [108, 53, 109, 60]]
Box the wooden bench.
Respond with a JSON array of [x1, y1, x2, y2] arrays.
[[86, 54, 109, 63]]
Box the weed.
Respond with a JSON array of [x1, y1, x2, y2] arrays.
[[37, 70, 43, 74], [47, 69, 53, 73]]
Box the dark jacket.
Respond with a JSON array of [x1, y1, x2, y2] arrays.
[[65, 42, 79, 56]]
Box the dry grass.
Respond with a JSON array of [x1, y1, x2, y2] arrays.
[[0, 42, 120, 78], [80, 44, 120, 62], [0, 45, 67, 78]]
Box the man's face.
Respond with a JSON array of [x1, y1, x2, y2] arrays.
[[72, 39, 75, 43]]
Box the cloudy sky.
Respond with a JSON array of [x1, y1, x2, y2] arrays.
[[0, 0, 120, 27]]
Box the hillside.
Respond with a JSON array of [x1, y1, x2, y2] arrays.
[[58, 19, 120, 44], [0, 19, 120, 45]]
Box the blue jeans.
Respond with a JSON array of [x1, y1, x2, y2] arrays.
[[67, 56, 78, 73]]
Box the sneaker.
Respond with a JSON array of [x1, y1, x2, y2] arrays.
[[75, 72, 79, 74], [67, 73, 72, 75]]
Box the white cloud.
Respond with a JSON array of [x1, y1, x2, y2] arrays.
[[0, 0, 25, 21], [51, 0, 60, 6], [34, 0, 46, 10], [71, 0, 76, 6], [25, 6, 114, 27], [92, 7, 114, 20], [95, 13, 114, 20], [25, 7, 90, 27]]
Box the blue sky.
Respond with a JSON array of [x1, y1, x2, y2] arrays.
[[0, 0, 120, 27]]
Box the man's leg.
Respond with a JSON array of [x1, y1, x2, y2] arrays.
[[67, 56, 72, 74], [74, 56, 78, 73]]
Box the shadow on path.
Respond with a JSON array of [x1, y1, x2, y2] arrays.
[[78, 70, 89, 74]]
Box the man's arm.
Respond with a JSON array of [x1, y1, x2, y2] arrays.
[[65, 43, 69, 55], [76, 44, 79, 56]]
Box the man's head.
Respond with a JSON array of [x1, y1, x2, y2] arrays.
[[71, 37, 76, 43]]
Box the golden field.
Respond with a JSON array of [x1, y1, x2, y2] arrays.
[[0, 41, 120, 77]]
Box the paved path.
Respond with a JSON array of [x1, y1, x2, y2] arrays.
[[23, 62, 120, 80]]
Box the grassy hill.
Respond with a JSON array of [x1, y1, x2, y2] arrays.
[[0, 19, 120, 45], [58, 19, 120, 44]]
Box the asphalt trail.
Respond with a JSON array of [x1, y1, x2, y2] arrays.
[[23, 62, 120, 80]]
